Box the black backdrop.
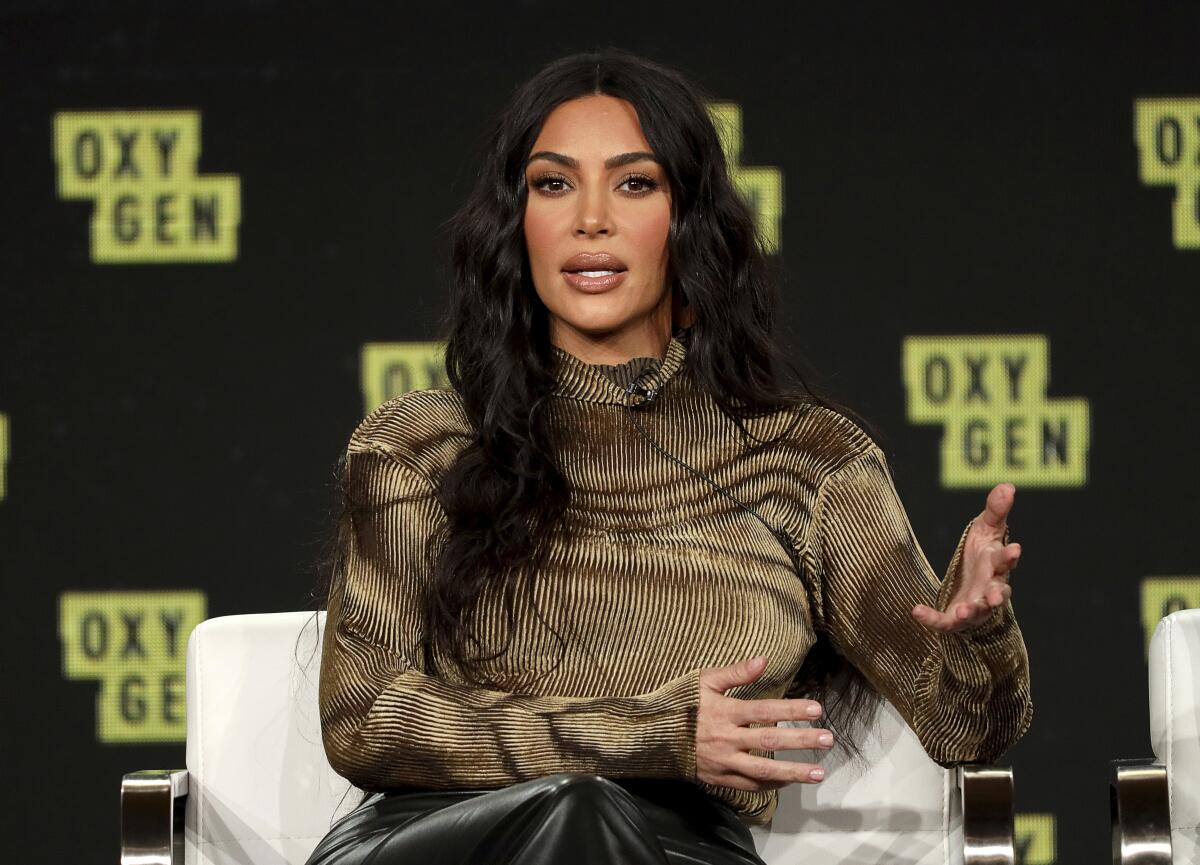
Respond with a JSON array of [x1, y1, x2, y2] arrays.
[[4, 3, 1199, 863]]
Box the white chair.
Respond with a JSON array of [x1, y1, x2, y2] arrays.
[[120, 612, 1016, 865], [1110, 608, 1200, 864]]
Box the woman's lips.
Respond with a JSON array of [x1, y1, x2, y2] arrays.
[[561, 269, 628, 293]]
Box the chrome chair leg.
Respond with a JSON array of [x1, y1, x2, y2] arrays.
[[1110, 759, 1172, 865], [120, 769, 189, 865], [959, 764, 1015, 865]]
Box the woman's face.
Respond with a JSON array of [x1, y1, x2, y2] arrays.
[[523, 94, 674, 361]]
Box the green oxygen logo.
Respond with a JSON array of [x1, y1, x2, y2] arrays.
[[1140, 577, 1200, 658], [707, 102, 783, 254], [360, 341, 448, 415], [53, 110, 241, 263], [1134, 97, 1200, 250], [59, 591, 206, 742], [902, 335, 1090, 488]]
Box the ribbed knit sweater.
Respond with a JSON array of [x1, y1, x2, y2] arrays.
[[318, 329, 1033, 824]]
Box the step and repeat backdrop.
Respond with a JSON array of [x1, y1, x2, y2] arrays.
[[3, 4, 1199, 863]]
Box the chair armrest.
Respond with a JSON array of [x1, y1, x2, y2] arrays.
[[1109, 758, 1172, 865], [958, 764, 1014, 865], [120, 769, 189, 865]]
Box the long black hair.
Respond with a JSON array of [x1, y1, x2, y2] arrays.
[[305, 47, 878, 775]]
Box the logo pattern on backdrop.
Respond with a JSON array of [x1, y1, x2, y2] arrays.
[[902, 335, 1091, 488], [707, 102, 784, 254], [53, 110, 241, 263], [361, 342, 448, 414], [1015, 813, 1056, 865], [1140, 576, 1200, 656], [1134, 97, 1200, 249], [59, 591, 206, 742]]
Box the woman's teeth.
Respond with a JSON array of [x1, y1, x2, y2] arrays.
[[578, 270, 616, 277]]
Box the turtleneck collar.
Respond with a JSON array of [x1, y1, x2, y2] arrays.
[[550, 327, 691, 406]]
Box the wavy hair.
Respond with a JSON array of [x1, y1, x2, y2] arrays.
[[308, 47, 878, 767]]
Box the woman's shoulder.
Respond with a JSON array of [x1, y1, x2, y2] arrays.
[[347, 387, 472, 482], [765, 400, 883, 480]]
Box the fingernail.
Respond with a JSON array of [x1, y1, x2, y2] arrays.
[[807, 703, 822, 717], [809, 768, 825, 781], [818, 733, 833, 746]]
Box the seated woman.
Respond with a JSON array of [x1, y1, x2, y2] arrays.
[[306, 47, 1032, 865]]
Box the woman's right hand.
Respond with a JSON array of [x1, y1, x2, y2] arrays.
[[695, 655, 833, 791]]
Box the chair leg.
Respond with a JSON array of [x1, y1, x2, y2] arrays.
[[959, 764, 1015, 865], [1110, 758, 1172, 865], [121, 769, 189, 865]]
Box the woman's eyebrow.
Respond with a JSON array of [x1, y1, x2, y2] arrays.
[[526, 150, 660, 169]]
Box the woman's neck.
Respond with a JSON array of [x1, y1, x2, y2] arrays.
[[547, 316, 672, 366]]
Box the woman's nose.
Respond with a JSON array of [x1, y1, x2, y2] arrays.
[[574, 187, 611, 236]]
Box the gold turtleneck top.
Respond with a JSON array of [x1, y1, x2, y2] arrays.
[[318, 331, 1033, 824]]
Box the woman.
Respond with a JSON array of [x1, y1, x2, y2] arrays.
[[306, 48, 1031, 865]]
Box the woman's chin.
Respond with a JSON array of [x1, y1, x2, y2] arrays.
[[557, 314, 642, 339], [540, 288, 670, 342], [550, 301, 638, 335]]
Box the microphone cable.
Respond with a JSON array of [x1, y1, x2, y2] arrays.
[[622, 372, 805, 579]]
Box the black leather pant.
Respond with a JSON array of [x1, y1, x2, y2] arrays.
[[305, 773, 767, 865]]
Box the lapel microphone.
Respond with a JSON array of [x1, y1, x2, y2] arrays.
[[624, 378, 658, 408]]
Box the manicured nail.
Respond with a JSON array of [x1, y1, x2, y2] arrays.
[[818, 733, 833, 746], [809, 768, 825, 781], [807, 703, 822, 718]]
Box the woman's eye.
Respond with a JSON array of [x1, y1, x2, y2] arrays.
[[532, 174, 570, 194], [529, 172, 660, 196], [620, 174, 659, 195]]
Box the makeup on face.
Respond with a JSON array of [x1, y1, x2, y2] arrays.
[[521, 95, 673, 361]]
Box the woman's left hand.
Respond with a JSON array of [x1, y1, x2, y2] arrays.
[[911, 482, 1021, 633]]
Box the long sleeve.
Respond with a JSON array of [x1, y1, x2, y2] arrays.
[[803, 446, 1033, 765], [317, 440, 702, 792]]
